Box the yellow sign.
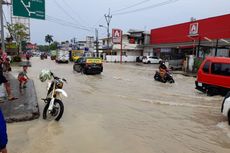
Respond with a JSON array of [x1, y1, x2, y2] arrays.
[[86, 58, 102, 64], [6, 43, 17, 49]]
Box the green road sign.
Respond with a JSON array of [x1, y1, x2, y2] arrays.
[[13, 0, 45, 20]]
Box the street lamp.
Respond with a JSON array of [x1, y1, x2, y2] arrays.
[[204, 37, 212, 42], [220, 38, 230, 44]]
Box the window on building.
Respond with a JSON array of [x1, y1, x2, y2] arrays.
[[211, 63, 230, 76], [129, 37, 135, 44], [122, 52, 127, 56], [202, 61, 210, 73]]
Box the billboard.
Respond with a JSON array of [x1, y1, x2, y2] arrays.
[[112, 29, 122, 44]]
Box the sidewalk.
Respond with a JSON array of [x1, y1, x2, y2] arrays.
[[173, 71, 197, 77], [0, 72, 40, 123]]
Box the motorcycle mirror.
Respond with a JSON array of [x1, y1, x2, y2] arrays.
[[62, 78, 67, 83]]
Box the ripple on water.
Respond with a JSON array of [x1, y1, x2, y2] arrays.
[[217, 122, 230, 138], [140, 98, 219, 109]]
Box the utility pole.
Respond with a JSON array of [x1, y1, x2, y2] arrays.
[[104, 9, 112, 54], [0, 0, 5, 53], [0, 0, 11, 53], [215, 39, 219, 56], [95, 28, 99, 57]]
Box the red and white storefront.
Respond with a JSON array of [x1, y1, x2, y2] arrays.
[[144, 14, 230, 59]]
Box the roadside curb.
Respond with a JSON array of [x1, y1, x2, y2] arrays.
[[173, 71, 197, 77], [0, 77, 40, 123]]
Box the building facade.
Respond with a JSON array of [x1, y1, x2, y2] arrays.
[[101, 29, 148, 62], [144, 14, 230, 60]]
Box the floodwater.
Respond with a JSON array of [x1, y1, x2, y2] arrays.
[[7, 57, 230, 153]]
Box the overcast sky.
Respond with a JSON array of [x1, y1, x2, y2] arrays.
[[22, 0, 230, 44]]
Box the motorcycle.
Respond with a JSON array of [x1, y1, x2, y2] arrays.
[[154, 70, 175, 83], [221, 91, 230, 125], [42, 72, 67, 121]]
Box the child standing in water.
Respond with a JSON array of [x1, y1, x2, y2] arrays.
[[18, 65, 29, 89]]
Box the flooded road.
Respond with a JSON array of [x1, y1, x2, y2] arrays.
[[7, 57, 230, 153]]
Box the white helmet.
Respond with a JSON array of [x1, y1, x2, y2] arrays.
[[39, 69, 52, 82]]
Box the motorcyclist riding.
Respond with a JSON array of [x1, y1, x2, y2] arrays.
[[154, 62, 175, 83], [159, 63, 167, 80]]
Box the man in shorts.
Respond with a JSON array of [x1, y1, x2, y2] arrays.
[[0, 58, 17, 101]]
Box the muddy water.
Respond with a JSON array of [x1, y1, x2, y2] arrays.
[[7, 58, 230, 153]]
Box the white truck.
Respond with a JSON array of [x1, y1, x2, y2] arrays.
[[56, 50, 69, 63]]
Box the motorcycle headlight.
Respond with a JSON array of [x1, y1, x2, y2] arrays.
[[56, 82, 63, 89]]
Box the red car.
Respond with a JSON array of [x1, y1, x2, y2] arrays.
[[195, 57, 230, 96]]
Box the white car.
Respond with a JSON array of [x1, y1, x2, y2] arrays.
[[221, 92, 230, 125], [142, 56, 162, 64]]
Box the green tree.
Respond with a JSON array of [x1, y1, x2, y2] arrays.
[[45, 34, 53, 51], [7, 23, 28, 54], [50, 41, 59, 50], [38, 45, 49, 52]]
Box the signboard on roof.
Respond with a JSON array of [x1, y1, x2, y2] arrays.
[[189, 23, 199, 36]]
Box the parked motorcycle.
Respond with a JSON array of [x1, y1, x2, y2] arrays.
[[39, 70, 67, 121], [154, 70, 175, 83]]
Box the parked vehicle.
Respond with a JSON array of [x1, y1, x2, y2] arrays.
[[142, 56, 162, 64], [195, 57, 230, 96], [50, 50, 57, 60], [69, 50, 84, 61], [136, 56, 144, 62], [73, 57, 103, 74], [221, 91, 230, 125], [39, 70, 67, 121], [56, 50, 69, 63]]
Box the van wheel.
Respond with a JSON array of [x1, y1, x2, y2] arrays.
[[148, 61, 151, 64], [82, 69, 87, 74], [207, 88, 214, 96]]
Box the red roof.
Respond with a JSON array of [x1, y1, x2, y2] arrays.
[[150, 14, 230, 44]]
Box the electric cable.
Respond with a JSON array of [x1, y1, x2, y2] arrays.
[[45, 17, 91, 31], [112, 0, 179, 16], [46, 15, 92, 31], [112, 0, 152, 13], [62, 0, 89, 26], [53, 0, 89, 29]]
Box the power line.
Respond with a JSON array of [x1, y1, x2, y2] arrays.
[[53, 0, 89, 29], [112, 0, 152, 13], [46, 19, 89, 31], [113, 0, 179, 16], [46, 15, 92, 31], [46, 16, 91, 31], [92, 16, 104, 28], [62, 0, 89, 26]]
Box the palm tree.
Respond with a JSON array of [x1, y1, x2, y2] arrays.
[[45, 34, 53, 52]]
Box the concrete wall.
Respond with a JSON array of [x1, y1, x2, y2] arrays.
[[106, 55, 137, 62], [143, 46, 153, 56]]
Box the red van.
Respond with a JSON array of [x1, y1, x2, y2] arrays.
[[195, 57, 230, 96]]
